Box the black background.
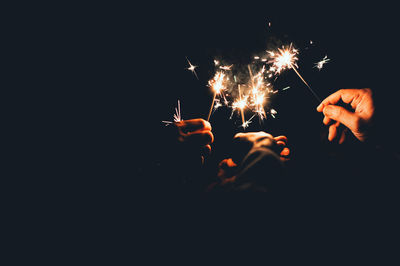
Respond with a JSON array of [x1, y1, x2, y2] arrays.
[[9, 2, 400, 263]]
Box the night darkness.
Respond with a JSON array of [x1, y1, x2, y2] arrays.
[[13, 2, 400, 264], [133, 3, 400, 180]]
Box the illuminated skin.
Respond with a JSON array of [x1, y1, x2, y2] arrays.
[[317, 88, 375, 143], [217, 132, 290, 182], [173, 119, 214, 158]]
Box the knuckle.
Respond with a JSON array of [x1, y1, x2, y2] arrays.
[[363, 88, 372, 94], [199, 119, 207, 129]]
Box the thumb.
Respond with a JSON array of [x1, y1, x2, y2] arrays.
[[323, 105, 359, 132]]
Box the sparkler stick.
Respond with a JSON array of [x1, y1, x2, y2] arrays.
[[207, 72, 226, 121], [238, 84, 245, 125], [267, 44, 321, 103], [207, 93, 217, 121], [247, 65, 255, 88], [290, 64, 321, 102]]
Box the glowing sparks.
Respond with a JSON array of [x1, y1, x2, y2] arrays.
[[162, 100, 182, 125], [208, 71, 226, 94], [207, 71, 227, 121], [232, 96, 248, 110], [270, 108, 277, 118], [266, 44, 321, 102], [241, 114, 256, 129], [213, 99, 222, 110], [247, 65, 268, 121], [186, 57, 198, 79], [267, 44, 298, 75], [219, 64, 233, 71], [314, 55, 330, 70]]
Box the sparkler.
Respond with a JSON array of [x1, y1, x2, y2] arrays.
[[247, 65, 268, 121], [314, 55, 330, 70], [186, 57, 198, 79], [162, 100, 182, 125], [267, 44, 321, 102], [267, 44, 299, 75], [232, 84, 247, 126], [207, 71, 226, 121]]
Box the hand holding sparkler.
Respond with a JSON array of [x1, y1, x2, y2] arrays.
[[317, 88, 375, 143], [171, 118, 214, 158]]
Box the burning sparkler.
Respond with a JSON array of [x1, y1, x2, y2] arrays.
[[267, 44, 321, 102], [247, 65, 268, 121], [232, 84, 248, 127], [267, 44, 299, 75], [186, 57, 198, 79], [207, 71, 227, 121], [314, 55, 330, 70], [162, 100, 182, 125]]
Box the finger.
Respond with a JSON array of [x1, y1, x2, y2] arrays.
[[339, 128, 347, 144], [280, 147, 290, 157], [317, 89, 360, 112], [201, 144, 212, 157], [176, 119, 211, 133], [185, 130, 214, 146], [218, 158, 237, 170], [234, 131, 273, 142], [323, 116, 332, 125], [328, 123, 339, 141], [276, 140, 286, 147], [274, 135, 288, 144], [323, 105, 359, 133]]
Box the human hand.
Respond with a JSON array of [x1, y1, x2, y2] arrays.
[[172, 118, 214, 158], [316, 88, 375, 143], [215, 132, 289, 186], [231, 132, 290, 164]]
